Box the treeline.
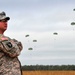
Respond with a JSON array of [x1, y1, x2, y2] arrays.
[[21, 65, 75, 71]]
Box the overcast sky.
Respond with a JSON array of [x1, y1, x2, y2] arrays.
[[1, 0, 75, 65]]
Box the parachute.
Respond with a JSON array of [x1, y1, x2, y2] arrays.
[[73, 8, 75, 11], [25, 34, 29, 37], [53, 32, 58, 35], [71, 22, 75, 25], [33, 40, 37, 42], [28, 47, 33, 50], [53, 32, 58, 41]]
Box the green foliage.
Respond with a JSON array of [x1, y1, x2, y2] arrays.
[[21, 65, 75, 71]]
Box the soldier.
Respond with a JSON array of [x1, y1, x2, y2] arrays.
[[0, 11, 23, 75]]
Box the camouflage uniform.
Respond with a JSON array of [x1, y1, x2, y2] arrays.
[[0, 34, 23, 75]]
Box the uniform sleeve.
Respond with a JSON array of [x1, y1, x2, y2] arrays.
[[12, 39, 23, 51], [0, 38, 23, 57]]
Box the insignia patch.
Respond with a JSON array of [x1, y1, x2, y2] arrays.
[[6, 42, 12, 48]]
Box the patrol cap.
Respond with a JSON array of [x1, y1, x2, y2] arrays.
[[0, 11, 10, 21]]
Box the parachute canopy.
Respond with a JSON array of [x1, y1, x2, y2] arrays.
[[73, 8, 75, 11], [25, 34, 29, 37], [71, 22, 75, 25], [28, 47, 33, 50], [33, 40, 37, 42], [53, 32, 58, 35]]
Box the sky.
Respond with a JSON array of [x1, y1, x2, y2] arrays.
[[0, 0, 75, 65]]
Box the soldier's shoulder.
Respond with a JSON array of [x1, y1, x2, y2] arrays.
[[0, 35, 11, 41]]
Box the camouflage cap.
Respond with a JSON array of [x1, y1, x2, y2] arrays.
[[0, 11, 10, 21]]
